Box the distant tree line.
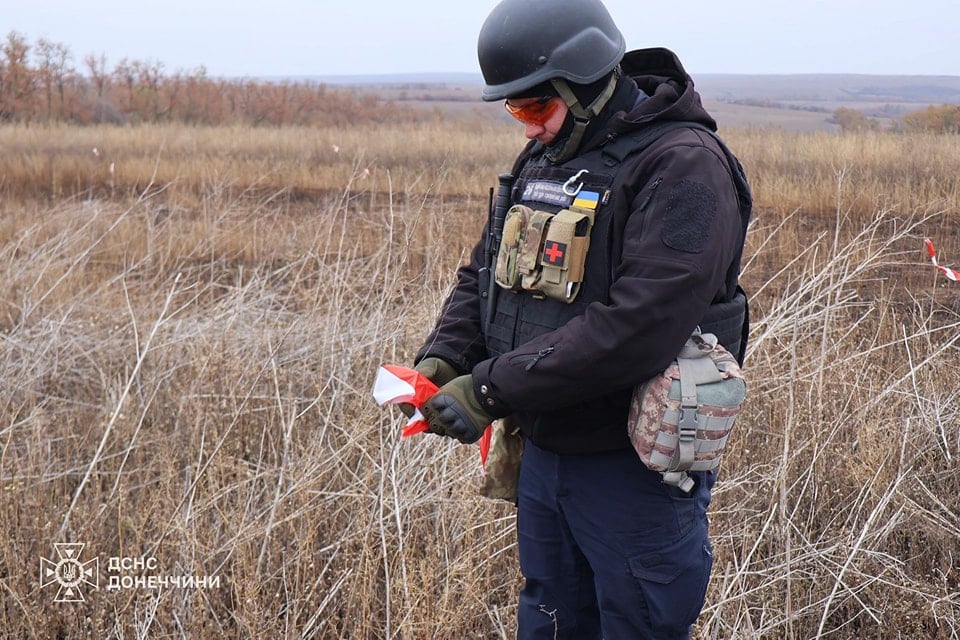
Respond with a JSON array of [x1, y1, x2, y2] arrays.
[[832, 104, 960, 133], [7, 30, 959, 134], [900, 104, 960, 133], [0, 31, 420, 126]]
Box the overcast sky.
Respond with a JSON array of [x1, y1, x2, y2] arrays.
[[6, 1, 960, 79]]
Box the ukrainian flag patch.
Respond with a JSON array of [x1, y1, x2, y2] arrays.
[[572, 190, 600, 211]]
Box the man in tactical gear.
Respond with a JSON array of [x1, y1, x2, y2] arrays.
[[413, 0, 751, 637]]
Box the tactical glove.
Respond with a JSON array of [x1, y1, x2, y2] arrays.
[[398, 357, 459, 418], [421, 374, 492, 444], [415, 357, 459, 386]]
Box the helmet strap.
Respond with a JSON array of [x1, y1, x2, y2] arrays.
[[546, 68, 619, 163]]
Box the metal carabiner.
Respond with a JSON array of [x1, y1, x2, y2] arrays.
[[562, 169, 589, 197]]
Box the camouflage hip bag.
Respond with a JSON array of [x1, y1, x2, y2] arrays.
[[627, 330, 746, 492]]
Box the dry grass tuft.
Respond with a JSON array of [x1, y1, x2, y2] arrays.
[[1, 122, 959, 638]]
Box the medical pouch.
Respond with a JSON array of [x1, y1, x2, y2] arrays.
[[495, 204, 533, 290], [538, 208, 593, 303], [518, 211, 553, 290], [627, 330, 746, 493]]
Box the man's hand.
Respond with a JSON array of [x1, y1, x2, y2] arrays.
[[422, 375, 492, 444], [415, 357, 459, 386], [398, 357, 459, 418]]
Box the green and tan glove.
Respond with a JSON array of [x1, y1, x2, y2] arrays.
[[415, 357, 459, 386], [421, 374, 492, 444], [398, 357, 459, 418]]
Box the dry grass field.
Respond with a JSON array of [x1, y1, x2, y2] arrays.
[[1, 115, 960, 639]]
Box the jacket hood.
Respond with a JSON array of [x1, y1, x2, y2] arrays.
[[612, 47, 717, 135]]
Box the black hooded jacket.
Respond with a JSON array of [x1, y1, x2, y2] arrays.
[[416, 48, 748, 454]]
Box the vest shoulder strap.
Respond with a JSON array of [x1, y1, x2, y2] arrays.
[[602, 120, 754, 365], [601, 120, 715, 166]]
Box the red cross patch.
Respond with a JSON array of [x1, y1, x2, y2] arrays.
[[542, 241, 566, 266]]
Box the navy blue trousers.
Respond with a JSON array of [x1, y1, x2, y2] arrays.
[[516, 441, 714, 640]]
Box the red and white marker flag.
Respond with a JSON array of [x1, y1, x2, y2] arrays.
[[925, 238, 960, 282], [373, 364, 492, 465], [373, 364, 439, 437]]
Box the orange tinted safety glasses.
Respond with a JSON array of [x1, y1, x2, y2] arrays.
[[504, 96, 560, 126]]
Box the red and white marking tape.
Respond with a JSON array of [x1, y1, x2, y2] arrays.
[[373, 364, 492, 466], [925, 238, 960, 282]]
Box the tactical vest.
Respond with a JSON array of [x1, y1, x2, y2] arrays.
[[483, 121, 752, 365]]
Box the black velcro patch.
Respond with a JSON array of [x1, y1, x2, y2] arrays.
[[660, 179, 717, 254], [542, 241, 567, 266]]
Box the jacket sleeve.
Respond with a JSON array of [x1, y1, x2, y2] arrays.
[[472, 139, 743, 417], [414, 233, 490, 375]]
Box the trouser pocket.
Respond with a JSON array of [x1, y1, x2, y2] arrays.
[[627, 526, 713, 635]]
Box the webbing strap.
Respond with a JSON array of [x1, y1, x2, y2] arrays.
[[660, 453, 724, 471], [661, 409, 736, 433], [547, 72, 619, 164], [651, 431, 730, 463], [676, 357, 698, 469], [688, 459, 724, 472], [662, 471, 696, 493], [601, 120, 715, 166], [675, 355, 721, 469]]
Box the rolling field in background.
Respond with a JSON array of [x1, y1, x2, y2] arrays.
[[1, 106, 960, 638]]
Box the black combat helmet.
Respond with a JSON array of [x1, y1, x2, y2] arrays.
[[477, 0, 626, 102]]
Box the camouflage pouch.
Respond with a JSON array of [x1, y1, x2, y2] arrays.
[[518, 211, 553, 291], [496, 204, 595, 303], [627, 330, 746, 493], [478, 418, 523, 503], [495, 204, 533, 290]]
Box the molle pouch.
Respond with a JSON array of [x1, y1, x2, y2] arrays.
[[628, 331, 746, 493], [495, 204, 533, 291], [518, 211, 553, 291], [538, 208, 594, 303], [477, 417, 523, 504]]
